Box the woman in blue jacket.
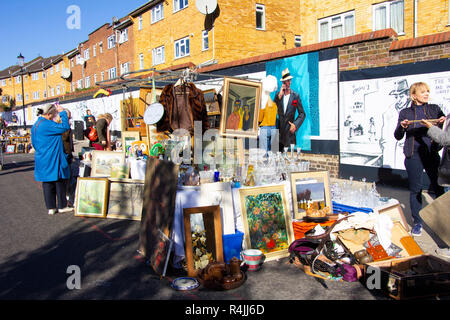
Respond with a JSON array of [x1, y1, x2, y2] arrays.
[[394, 82, 446, 236], [31, 103, 73, 215]]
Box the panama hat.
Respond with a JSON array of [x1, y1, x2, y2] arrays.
[[281, 68, 293, 82]]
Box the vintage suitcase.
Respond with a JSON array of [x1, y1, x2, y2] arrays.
[[364, 254, 450, 300]]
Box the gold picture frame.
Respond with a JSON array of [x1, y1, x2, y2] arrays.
[[290, 171, 333, 220], [74, 177, 109, 218], [91, 151, 126, 178], [107, 178, 144, 221], [203, 88, 220, 116], [220, 77, 262, 139], [183, 205, 224, 277], [121, 131, 140, 157], [239, 185, 294, 261]]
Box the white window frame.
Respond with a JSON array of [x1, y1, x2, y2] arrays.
[[120, 62, 130, 75], [119, 29, 129, 43], [138, 15, 143, 30], [318, 11, 355, 42], [109, 67, 117, 80], [93, 45, 96, 57], [202, 30, 209, 51], [151, 3, 164, 23], [101, 71, 104, 81], [256, 4, 266, 30], [32, 73, 39, 81], [94, 73, 97, 84], [50, 87, 55, 97], [55, 63, 59, 72], [372, 0, 405, 35], [152, 46, 165, 66], [85, 76, 91, 88], [99, 41, 103, 53], [174, 37, 189, 59], [56, 85, 61, 95], [1, 79, 6, 86], [173, 0, 188, 13], [16, 93, 22, 102], [25, 93, 29, 101], [107, 35, 116, 49], [77, 79, 83, 89], [50, 67, 54, 75], [15, 76, 21, 84], [139, 53, 144, 70]]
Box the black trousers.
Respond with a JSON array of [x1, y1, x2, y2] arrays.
[[42, 180, 68, 210]]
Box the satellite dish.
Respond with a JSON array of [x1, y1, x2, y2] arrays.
[[61, 68, 71, 79], [144, 103, 164, 125], [196, 0, 217, 15]]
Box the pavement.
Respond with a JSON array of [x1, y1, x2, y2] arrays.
[[0, 141, 448, 305]]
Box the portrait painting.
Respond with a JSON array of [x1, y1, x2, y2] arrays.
[[220, 77, 262, 139]]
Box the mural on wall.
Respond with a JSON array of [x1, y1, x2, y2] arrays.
[[340, 69, 450, 170]]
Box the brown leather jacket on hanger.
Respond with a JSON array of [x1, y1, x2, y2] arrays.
[[157, 82, 209, 135]]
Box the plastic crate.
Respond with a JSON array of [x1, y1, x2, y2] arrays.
[[332, 201, 373, 214], [222, 230, 244, 263]]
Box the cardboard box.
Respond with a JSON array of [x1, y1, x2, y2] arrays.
[[364, 254, 450, 300]]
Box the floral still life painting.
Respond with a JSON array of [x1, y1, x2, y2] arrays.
[[240, 186, 293, 261]]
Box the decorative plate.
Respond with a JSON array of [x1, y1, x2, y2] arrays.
[[171, 277, 199, 291], [144, 103, 164, 125]]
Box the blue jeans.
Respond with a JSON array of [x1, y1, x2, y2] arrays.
[[404, 150, 444, 225], [259, 126, 278, 153], [445, 187, 450, 193]]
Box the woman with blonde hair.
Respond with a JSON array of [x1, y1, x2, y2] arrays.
[[394, 82, 446, 236], [92, 113, 113, 150]]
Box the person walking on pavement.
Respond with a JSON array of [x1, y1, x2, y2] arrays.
[[31, 103, 73, 215], [394, 82, 446, 236], [273, 68, 306, 151]]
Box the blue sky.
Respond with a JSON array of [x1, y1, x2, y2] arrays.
[[0, 0, 147, 70]]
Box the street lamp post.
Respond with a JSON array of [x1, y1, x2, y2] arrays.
[[17, 53, 27, 130]]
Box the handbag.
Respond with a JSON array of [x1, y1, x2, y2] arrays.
[[438, 147, 450, 176], [88, 126, 98, 142]]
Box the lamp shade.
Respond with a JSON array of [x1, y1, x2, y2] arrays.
[[17, 53, 25, 67]]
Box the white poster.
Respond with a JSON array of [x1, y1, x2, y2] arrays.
[[340, 71, 450, 170]]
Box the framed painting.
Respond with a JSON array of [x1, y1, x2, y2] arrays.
[[6, 144, 15, 154], [121, 131, 140, 157], [183, 205, 224, 277], [74, 177, 109, 218], [203, 88, 220, 116], [91, 151, 126, 177], [290, 171, 333, 220], [239, 185, 294, 261], [107, 179, 144, 221], [110, 163, 129, 179], [220, 77, 262, 139]]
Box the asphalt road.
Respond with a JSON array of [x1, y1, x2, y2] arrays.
[[0, 152, 446, 310]]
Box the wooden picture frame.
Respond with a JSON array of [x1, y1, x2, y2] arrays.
[[121, 131, 140, 157], [91, 151, 126, 177], [220, 77, 262, 139], [74, 177, 109, 218], [203, 88, 220, 116], [239, 185, 294, 261], [107, 178, 144, 221], [183, 205, 224, 277], [377, 202, 409, 232], [290, 171, 333, 220], [6, 144, 15, 154]]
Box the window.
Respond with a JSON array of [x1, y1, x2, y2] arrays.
[[55, 63, 59, 72], [109, 67, 117, 79], [16, 93, 22, 102], [151, 3, 164, 23], [77, 79, 83, 89], [174, 37, 189, 59], [85, 76, 91, 88], [373, 0, 404, 34], [84, 48, 89, 61], [101, 71, 104, 81], [256, 4, 265, 30], [94, 73, 97, 84], [173, 0, 188, 13], [50, 67, 54, 75], [43, 71, 46, 79], [319, 11, 355, 42], [76, 54, 82, 65], [43, 90, 47, 98], [294, 35, 302, 47], [93, 45, 96, 57], [120, 62, 130, 75], [99, 41, 103, 53], [56, 85, 60, 95], [32, 73, 39, 81], [1, 79, 5, 86], [71, 58, 74, 67], [107, 35, 116, 49], [15, 76, 21, 84], [25, 93, 29, 101], [50, 87, 55, 97], [139, 53, 144, 70], [119, 29, 128, 43], [138, 15, 143, 30], [152, 46, 165, 65], [33, 91, 39, 100], [202, 30, 209, 51]]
